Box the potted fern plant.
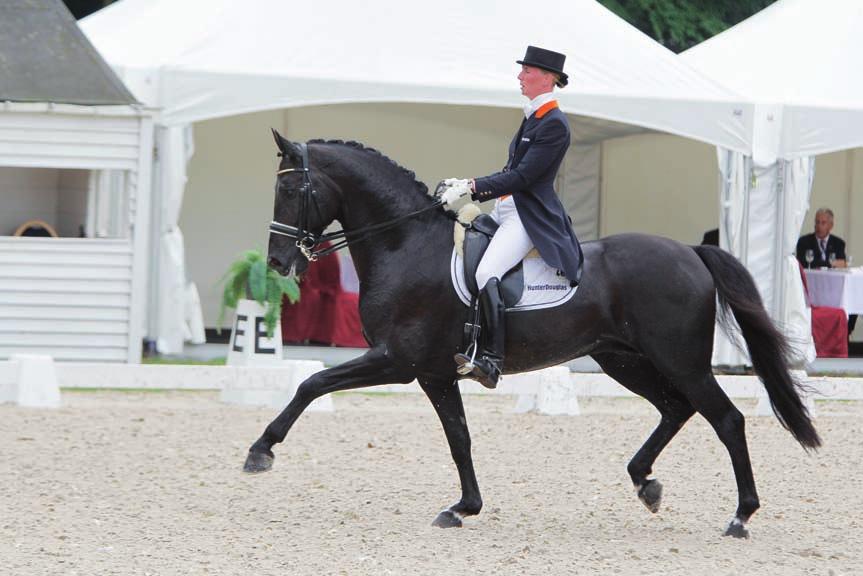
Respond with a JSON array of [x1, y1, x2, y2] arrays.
[[218, 250, 300, 362]]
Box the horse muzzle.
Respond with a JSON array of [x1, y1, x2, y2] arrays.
[[268, 252, 307, 277]]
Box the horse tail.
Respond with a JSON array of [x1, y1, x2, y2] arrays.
[[693, 245, 821, 450]]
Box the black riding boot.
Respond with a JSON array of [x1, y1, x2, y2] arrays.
[[456, 277, 505, 389]]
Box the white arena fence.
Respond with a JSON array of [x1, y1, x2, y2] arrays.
[[2, 357, 862, 413]]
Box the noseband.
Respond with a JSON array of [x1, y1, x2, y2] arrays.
[[269, 142, 445, 261]]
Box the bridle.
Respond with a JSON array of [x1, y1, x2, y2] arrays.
[[268, 142, 445, 262]]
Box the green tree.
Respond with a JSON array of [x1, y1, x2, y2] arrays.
[[599, 0, 778, 53]]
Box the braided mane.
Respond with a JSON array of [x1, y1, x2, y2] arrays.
[[309, 139, 430, 196]]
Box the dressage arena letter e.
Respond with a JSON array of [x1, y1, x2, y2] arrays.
[[231, 314, 277, 355]]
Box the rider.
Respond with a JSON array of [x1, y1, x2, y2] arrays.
[[440, 45, 583, 389]]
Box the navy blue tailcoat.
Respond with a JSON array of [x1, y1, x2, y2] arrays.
[[472, 102, 583, 284]]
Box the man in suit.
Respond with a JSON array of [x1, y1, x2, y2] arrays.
[[440, 46, 582, 389], [797, 207, 856, 336], [796, 208, 846, 269]]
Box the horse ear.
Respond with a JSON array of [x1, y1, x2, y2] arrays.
[[271, 128, 302, 160], [271, 128, 287, 153]]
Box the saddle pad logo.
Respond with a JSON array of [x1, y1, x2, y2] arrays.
[[450, 249, 577, 311]]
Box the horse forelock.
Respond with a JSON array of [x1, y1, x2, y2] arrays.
[[308, 139, 430, 197]]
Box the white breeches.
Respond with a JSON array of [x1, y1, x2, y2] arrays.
[[476, 197, 534, 290]]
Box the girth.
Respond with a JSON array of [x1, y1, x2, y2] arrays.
[[462, 213, 524, 308]]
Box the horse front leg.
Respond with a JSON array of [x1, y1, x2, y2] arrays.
[[244, 346, 411, 473], [418, 377, 483, 528]]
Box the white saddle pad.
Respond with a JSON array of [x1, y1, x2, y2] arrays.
[[450, 248, 577, 311]]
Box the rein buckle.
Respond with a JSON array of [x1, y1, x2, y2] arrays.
[[296, 237, 318, 262]]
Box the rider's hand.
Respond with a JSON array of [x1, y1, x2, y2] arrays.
[[441, 179, 472, 207]]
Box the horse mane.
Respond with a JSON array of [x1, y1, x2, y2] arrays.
[[309, 139, 430, 196]]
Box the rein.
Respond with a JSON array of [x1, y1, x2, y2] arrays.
[[269, 143, 444, 261]]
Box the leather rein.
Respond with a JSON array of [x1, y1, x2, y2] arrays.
[[268, 142, 444, 261]]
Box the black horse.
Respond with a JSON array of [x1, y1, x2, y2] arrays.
[[245, 132, 820, 538]]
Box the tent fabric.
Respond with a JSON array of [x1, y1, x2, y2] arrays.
[[0, 0, 137, 106], [81, 0, 753, 152], [682, 0, 863, 160], [154, 125, 204, 354], [779, 157, 816, 364], [682, 0, 863, 366], [81, 0, 758, 354], [712, 148, 816, 366]]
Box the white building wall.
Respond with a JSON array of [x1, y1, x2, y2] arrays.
[[0, 104, 151, 363], [0, 238, 133, 362]]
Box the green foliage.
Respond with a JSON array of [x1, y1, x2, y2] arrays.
[[218, 249, 300, 337], [599, 0, 778, 53]]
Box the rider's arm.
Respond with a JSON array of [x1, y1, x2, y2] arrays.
[[471, 118, 569, 202]]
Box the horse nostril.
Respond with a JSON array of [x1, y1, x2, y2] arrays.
[[268, 256, 283, 270]]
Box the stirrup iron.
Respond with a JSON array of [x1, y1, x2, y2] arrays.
[[456, 341, 479, 376]]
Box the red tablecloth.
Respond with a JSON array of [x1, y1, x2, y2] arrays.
[[280, 246, 367, 347], [800, 264, 847, 358]]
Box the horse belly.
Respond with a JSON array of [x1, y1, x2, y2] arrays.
[[502, 300, 600, 374]]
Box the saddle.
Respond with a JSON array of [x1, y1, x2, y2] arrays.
[[461, 213, 524, 306]]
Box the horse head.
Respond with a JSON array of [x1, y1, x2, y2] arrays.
[[268, 129, 341, 276]]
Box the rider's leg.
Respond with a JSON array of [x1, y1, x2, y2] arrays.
[[470, 277, 505, 388], [474, 198, 533, 291], [457, 198, 532, 388]]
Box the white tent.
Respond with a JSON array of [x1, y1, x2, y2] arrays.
[[682, 0, 863, 364], [81, 0, 755, 353]]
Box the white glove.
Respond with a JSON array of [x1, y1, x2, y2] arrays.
[[441, 179, 472, 207]]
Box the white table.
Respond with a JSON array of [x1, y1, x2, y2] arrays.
[[804, 268, 863, 314]]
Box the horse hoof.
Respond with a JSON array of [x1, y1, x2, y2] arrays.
[[724, 518, 750, 539], [638, 479, 663, 513], [243, 450, 274, 473], [432, 510, 463, 528]]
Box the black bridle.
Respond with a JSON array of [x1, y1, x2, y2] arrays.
[[268, 142, 445, 261]]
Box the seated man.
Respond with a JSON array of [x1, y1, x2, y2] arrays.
[[796, 208, 846, 269], [796, 207, 856, 337]]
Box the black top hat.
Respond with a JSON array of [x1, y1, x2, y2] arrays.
[[517, 45, 568, 88]]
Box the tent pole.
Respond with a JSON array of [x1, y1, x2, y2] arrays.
[[774, 159, 787, 322]]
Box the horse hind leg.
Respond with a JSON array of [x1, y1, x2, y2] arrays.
[[672, 371, 760, 538], [592, 353, 696, 515]]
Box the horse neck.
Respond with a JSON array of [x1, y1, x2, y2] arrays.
[[321, 149, 449, 285]]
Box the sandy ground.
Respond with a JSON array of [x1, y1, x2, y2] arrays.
[[1, 390, 861, 576]]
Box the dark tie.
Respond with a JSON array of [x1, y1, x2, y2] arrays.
[[820, 239, 827, 258]]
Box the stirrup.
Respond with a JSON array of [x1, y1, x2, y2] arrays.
[[455, 341, 479, 376], [454, 353, 501, 389]]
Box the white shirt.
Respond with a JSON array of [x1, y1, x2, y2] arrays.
[[523, 91, 556, 119], [817, 235, 830, 258]]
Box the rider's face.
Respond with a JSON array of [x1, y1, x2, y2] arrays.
[[518, 65, 553, 100]]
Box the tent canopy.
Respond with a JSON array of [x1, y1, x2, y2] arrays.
[[82, 0, 752, 152], [0, 0, 137, 105], [682, 0, 863, 159]]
